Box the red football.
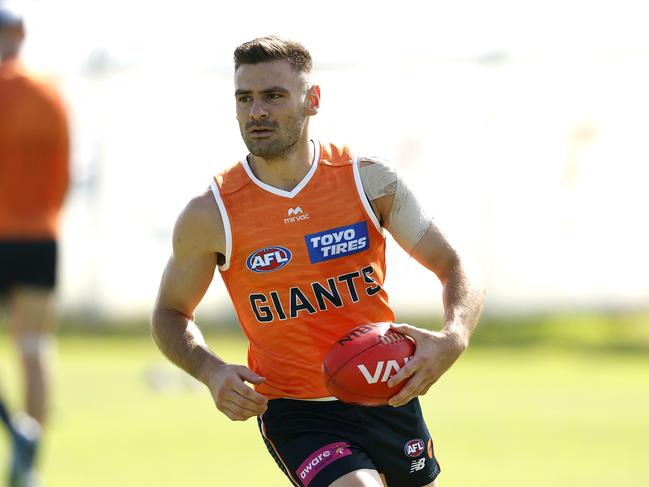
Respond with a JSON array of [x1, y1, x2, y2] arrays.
[[322, 322, 416, 406]]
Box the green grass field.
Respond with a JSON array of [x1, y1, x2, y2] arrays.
[[1, 314, 648, 486]]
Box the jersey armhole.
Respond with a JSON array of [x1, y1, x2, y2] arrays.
[[351, 153, 384, 235], [210, 179, 233, 271]]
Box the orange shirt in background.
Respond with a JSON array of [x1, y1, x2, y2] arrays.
[[0, 59, 69, 239]]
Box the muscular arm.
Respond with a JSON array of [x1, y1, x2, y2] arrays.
[[150, 191, 221, 381], [150, 190, 267, 420], [359, 157, 485, 406], [397, 217, 484, 349]]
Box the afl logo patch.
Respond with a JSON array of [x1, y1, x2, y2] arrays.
[[404, 439, 425, 458], [246, 246, 292, 273]]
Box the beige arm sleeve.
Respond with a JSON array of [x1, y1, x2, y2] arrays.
[[359, 156, 432, 254]]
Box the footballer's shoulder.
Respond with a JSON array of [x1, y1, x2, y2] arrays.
[[185, 189, 220, 219], [172, 189, 225, 257]]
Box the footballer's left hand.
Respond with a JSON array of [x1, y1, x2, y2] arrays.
[[387, 323, 468, 407]]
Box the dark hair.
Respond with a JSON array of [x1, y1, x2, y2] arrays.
[[0, 1, 24, 30], [234, 35, 312, 73]]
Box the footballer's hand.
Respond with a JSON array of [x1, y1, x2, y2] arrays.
[[206, 364, 268, 421], [387, 323, 467, 407]]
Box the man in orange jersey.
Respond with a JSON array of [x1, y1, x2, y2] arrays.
[[0, 2, 70, 486], [152, 36, 484, 487]]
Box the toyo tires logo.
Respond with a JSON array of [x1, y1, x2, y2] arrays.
[[246, 246, 292, 273], [305, 221, 369, 264]]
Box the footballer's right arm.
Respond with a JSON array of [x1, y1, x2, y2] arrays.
[[150, 190, 267, 420]]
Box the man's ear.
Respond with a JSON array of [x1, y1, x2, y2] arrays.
[[306, 85, 321, 115]]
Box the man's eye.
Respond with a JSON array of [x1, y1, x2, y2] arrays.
[[237, 96, 251, 103], [267, 93, 282, 100]]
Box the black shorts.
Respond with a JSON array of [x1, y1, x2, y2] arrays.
[[258, 398, 440, 487], [0, 240, 57, 295]]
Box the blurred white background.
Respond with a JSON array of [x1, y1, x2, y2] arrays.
[[15, 0, 649, 318]]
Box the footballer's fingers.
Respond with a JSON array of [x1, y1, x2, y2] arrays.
[[387, 354, 422, 388], [421, 382, 435, 395], [387, 368, 427, 406], [387, 323, 433, 388], [208, 364, 266, 416], [389, 374, 439, 407], [218, 399, 259, 421], [218, 380, 267, 415], [227, 369, 267, 405], [237, 365, 267, 385], [228, 387, 268, 415], [233, 365, 268, 410], [235, 366, 268, 402], [390, 322, 426, 341]]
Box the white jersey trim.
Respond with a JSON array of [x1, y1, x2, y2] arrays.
[[210, 179, 232, 271], [240, 140, 320, 199], [352, 152, 383, 234]]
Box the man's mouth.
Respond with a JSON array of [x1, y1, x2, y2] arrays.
[[248, 128, 274, 138]]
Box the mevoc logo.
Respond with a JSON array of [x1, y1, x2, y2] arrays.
[[284, 206, 310, 224], [246, 246, 292, 273], [305, 222, 369, 263]]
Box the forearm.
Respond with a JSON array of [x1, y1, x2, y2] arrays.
[[440, 259, 485, 347], [387, 259, 485, 405], [150, 308, 224, 385]]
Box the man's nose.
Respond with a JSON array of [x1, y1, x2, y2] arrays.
[[250, 97, 269, 120]]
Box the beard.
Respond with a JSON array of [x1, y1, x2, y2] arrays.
[[240, 110, 307, 160]]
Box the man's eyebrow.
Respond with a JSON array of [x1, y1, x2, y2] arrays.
[[235, 87, 290, 96]]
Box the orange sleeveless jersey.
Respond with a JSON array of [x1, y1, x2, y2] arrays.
[[0, 60, 69, 239], [212, 141, 395, 399]]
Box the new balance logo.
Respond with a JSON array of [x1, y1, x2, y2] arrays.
[[284, 207, 310, 224], [410, 458, 426, 473]]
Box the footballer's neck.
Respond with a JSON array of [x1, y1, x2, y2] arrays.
[[248, 136, 314, 192]]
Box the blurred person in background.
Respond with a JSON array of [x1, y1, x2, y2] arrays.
[[0, 1, 70, 486], [152, 36, 483, 487]]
